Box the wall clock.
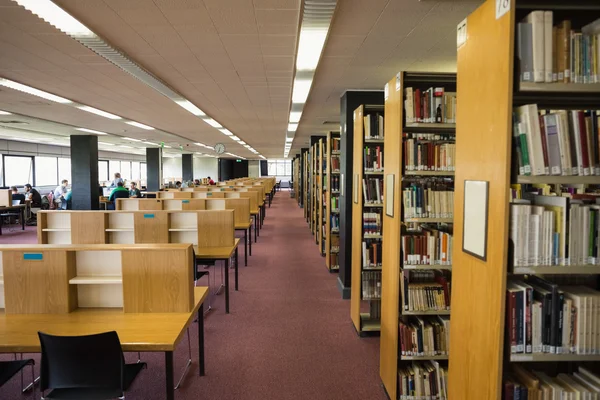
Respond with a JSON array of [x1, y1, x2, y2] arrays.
[[214, 143, 225, 154]]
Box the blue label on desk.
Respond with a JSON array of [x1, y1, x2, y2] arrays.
[[143, 214, 155, 219], [23, 253, 43, 261], [182, 200, 190, 204]]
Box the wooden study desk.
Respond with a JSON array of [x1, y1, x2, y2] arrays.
[[0, 204, 26, 234], [235, 220, 252, 266], [194, 238, 239, 314], [0, 287, 208, 400]]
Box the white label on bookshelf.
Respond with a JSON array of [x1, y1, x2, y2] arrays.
[[511, 354, 532, 362], [457, 18, 467, 49], [395, 73, 401, 92], [384, 83, 389, 100], [496, 0, 510, 20]]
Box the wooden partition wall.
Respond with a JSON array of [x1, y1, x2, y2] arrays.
[[37, 210, 235, 247], [0, 244, 194, 313]]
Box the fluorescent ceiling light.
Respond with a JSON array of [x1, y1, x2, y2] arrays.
[[238, 140, 246, 145], [260, 155, 266, 159], [143, 141, 158, 146], [0, 110, 12, 115], [219, 129, 233, 136], [126, 121, 154, 130], [195, 142, 206, 147], [98, 141, 114, 146], [124, 137, 142, 142], [78, 106, 122, 120], [12, 0, 93, 36], [296, 28, 328, 71], [288, 123, 298, 132], [163, 145, 172, 148], [230, 135, 240, 141], [204, 119, 222, 128], [75, 128, 107, 135], [291, 79, 312, 104], [289, 111, 301, 123], [175, 100, 205, 116], [286, 137, 293, 142], [119, 145, 133, 149], [0, 78, 72, 104]]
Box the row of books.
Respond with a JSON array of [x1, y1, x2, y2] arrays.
[[370, 301, 381, 320], [362, 240, 382, 269], [402, 270, 451, 312], [507, 277, 600, 355], [402, 227, 453, 266], [363, 211, 382, 235], [517, 12, 600, 84], [364, 146, 383, 171], [515, 105, 600, 177], [329, 253, 339, 270], [398, 361, 448, 400], [330, 196, 339, 210], [399, 316, 450, 357], [404, 139, 455, 172], [331, 215, 339, 231], [510, 195, 600, 266], [363, 177, 384, 204], [403, 183, 454, 219], [362, 271, 381, 300], [331, 176, 340, 192], [504, 365, 600, 400], [332, 137, 340, 151], [331, 156, 340, 172], [404, 87, 456, 124], [363, 113, 384, 139]]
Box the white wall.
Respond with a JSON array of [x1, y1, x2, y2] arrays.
[[248, 160, 259, 177], [162, 157, 182, 180], [193, 157, 218, 180], [0, 139, 145, 161]]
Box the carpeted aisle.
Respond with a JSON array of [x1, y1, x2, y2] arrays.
[[0, 192, 386, 400]]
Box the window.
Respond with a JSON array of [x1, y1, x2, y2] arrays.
[[58, 158, 71, 183], [120, 161, 131, 181], [4, 155, 33, 187], [0, 155, 3, 187], [131, 161, 140, 182], [266, 159, 292, 180], [35, 157, 58, 186], [98, 160, 109, 183], [109, 160, 120, 181], [140, 162, 147, 183]]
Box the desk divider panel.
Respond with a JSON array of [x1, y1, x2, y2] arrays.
[[163, 199, 184, 210], [133, 212, 169, 244], [0, 189, 11, 206], [193, 192, 225, 199], [74, 250, 123, 308], [2, 250, 77, 314], [106, 213, 134, 244], [39, 212, 72, 244], [196, 210, 234, 247], [158, 192, 193, 199], [168, 212, 198, 244], [71, 213, 107, 244], [182, 199, 206, 210], [205, 199, 226, 210]]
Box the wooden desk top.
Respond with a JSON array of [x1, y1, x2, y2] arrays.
[[194, 238, 240, 259], [0, 287, 208, 353], [250, 210, 259, 215], [235, 221, 252, 230], [0, 243, 193, 251]]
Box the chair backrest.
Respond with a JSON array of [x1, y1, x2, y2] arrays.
[[38, 331, 124, 392], [113, 190, 130, 200]]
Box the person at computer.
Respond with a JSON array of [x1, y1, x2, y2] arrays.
[[109, 172, 124, 188], [24, 184, 42, 207], [10, 186, 25, 204], [194, 179, 200, 186], [207, 176, 215, 185], [129, 182, 141, 198], [175, 181, 182, 189], [108, 181, 129, 210], [53, 179, 68, 209], [63, 188, 72, 210]]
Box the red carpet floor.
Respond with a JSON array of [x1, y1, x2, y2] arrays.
[[0, 193, 386, 399]]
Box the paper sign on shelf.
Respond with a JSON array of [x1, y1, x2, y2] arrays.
[[457, 18, 467, 49], [395, 73, 401, 92], [384, 83, 389, 100], [496, 0, 510, 20]]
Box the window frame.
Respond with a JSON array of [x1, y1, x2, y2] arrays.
[[2, 154, 35, 188]]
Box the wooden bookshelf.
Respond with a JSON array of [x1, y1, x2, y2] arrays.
[[449, 2, 600, 399], [317, 138, 325, 254], [325, 131, 341, 272], [379, 72, 456, 400], [350, 104, 384, 335]]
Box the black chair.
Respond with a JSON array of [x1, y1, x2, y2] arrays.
[[107, 190, 130, 210], [38, 331, 146, 399], [0, 358, 35, 394]]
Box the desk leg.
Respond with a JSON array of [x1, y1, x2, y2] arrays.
[[244, 229, 248, 266], [248, 227, 252, 256], [165, 351, 174, 400], [235, 246, 239, 291], [198, 305, 205, 376], [224, 258, 230, 313], [21, 207, 25, 230], [254, 215, 259, 241]]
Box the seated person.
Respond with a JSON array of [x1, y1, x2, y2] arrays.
[[129, 182, 141, 198], [109, 172, 123, 188], [194, 179, 200, 186], [108, 181, 129, 210], [10, 186, 25, 204], [207, 176, 215, 185], [24, 184, 42, 207], [64, 189, 72, 210], [58, 187, 68, 210], [175, 181, 182, 189]]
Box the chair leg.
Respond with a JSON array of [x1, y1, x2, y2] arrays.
[[174, 328, 193, 390]]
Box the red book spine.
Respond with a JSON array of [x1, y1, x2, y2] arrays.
[[539, 115, 550, 172], [578, 111, 591, 170], [415, 89, 422, 122], [508, 291, 516, 353]]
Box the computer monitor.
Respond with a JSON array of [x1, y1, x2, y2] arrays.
[[12, 200, 20, 206], [103, 188, 111, 197]]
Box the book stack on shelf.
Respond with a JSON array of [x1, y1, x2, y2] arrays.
[[326, 131, 341, 272], [448, 3, 600, 399], [351, 104, 385, 335], [379, 72, 456, 400], [398, 360, 449, 400]]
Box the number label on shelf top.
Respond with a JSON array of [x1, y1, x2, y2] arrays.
[[456, 18, 467, 49], [384, 83, 389, 100], [395, 73, 401, 92], [496, 0, 510, 20]]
